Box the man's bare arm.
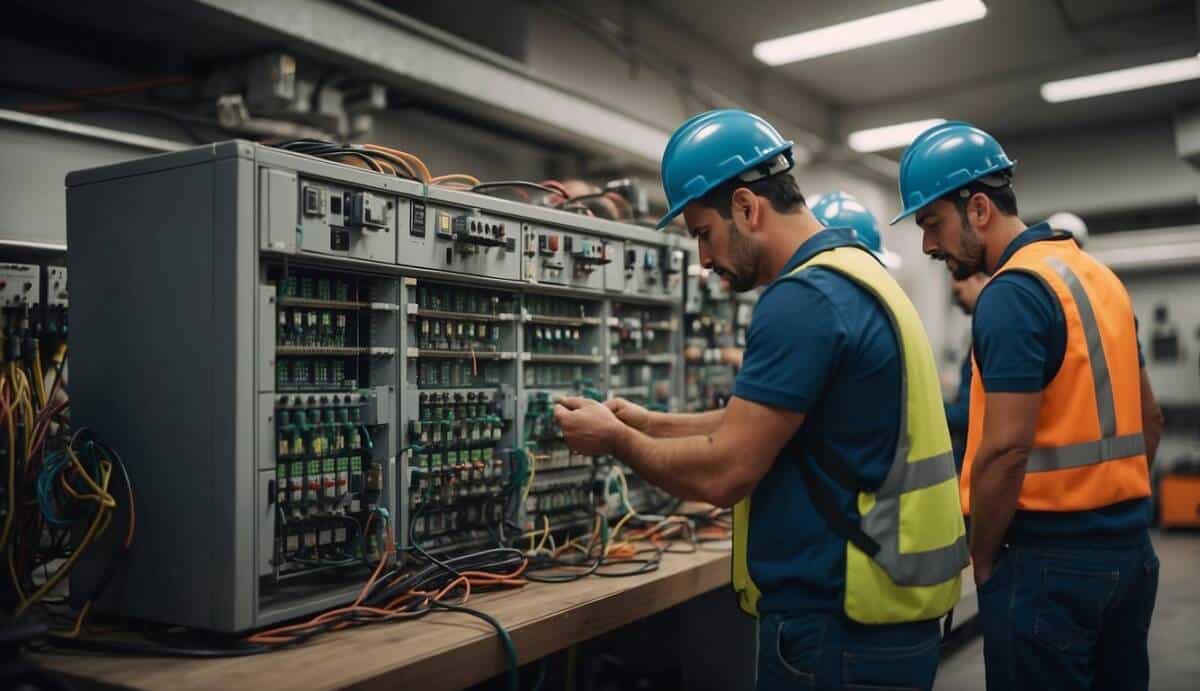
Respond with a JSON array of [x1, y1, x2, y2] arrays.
[[969, 391, 1040, 583], [645, 409, 726, 437], [605, 397, 724, 437], [557, 396, 802, 507]]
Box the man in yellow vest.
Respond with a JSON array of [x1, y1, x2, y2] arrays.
[[554, 110, 966, 691], [892, 121, 1164, 691]]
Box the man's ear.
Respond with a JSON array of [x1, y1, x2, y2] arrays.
[[970, 192, 991, 227], [731, 187, 761, 231]]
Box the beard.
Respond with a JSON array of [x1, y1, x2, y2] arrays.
[[713, 219, 760, 293], [947, 220, 986, 281]]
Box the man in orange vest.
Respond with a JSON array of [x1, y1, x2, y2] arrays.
[[891, 122, 1165, 691]]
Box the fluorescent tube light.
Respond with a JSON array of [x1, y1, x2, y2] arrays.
[[848, 118, 946, 153], [1041, 54, 1200, 103], [753, 0, 987, 66]]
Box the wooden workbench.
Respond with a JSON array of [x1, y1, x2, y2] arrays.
[[36, 548, 733, 691]]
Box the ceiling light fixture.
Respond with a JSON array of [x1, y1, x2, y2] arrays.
[[1041, 54, 1200, 103], [847, 118, 946, 153], [753, 0, 987, 66]]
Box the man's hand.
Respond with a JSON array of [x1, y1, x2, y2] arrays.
[[973, 561, 992, 589], [605, 397, 651, 432], [554, 396, 631, 457], [720, 347, 744, 369]]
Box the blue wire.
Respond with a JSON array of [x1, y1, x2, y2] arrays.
[[36, 451, 73, 527]]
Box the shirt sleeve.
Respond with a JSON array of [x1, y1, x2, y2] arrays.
[[733, 277, 845, 413], [972, 274, 1058, 393]]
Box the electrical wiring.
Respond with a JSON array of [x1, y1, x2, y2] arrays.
[[2, 350, 133, 634], [272, 139, 480, 191], [431, 601, 520, 691], [428, 173, 481, 188]]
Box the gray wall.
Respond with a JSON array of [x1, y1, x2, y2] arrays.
[[0, 114, 185, 247], [1005, 118, 1200, 222]]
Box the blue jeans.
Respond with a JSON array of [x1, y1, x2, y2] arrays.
[[977, 538, 1159, 691], [756, 611, 941, 690]]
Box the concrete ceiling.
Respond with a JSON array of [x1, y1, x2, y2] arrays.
[[647, 0, 1198, 148]]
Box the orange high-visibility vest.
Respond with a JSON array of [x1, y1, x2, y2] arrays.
[[961, 236, 1150, 513]]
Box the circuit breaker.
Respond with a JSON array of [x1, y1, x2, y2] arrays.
[[66, 141, 686, 632]]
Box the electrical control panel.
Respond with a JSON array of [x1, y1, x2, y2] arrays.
[[609, 300, 679, 410], [519, 293, 607, 536], [65, 141, 686, 632], [0, 263, 40, 309], [0, 259, 68, 394], [402, 279, 518, 555], [684, 266, 757, 411], [401, 200, 522, 280], [260, 266, 397, 610]]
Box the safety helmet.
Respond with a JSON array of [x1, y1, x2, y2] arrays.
[[812, 191, 902, 269], [1046, 211, 1088, 247], [657, 109, 794, 229], [890, 121, 1015, 225]]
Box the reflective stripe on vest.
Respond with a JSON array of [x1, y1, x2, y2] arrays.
[[732, 246, 966, 623], [1022, 257, 1144, 471], [961, 236, 1150, 514]]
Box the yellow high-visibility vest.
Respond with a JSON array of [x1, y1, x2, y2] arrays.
[[732, 246, 967, 624]]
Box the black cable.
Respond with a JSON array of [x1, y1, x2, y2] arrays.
[[407, 485, 464, 580], [430, 601, 519, 691], [530, 654, 549, 691], [524, 512, 608, 584]]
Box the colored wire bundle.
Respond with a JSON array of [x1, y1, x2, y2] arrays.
[[272, 139, 480, 188], [1, 321, 133, 639]]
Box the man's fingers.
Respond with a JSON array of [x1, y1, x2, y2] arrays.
[[555, 395, 594, 410], [553, 404, 570, 425], [604, 398, 623, 412]]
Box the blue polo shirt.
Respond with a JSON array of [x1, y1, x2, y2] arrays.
[[972, 223, 1150, 544], [945, 348, 972, 471], [733, 227, 902, 615]]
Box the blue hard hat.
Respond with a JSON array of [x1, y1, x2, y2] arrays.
[[657, 109, 794, 229], [812, 191, 902, 269], [889, 121, 1015, 225]]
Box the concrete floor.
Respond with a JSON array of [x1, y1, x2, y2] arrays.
[[935, 530, 1200, 691]]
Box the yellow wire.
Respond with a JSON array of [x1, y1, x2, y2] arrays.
[[430, 173, 482, 187], [535, 514, 552, 554], [8, 542, 28, 608], [59, 600, 93, 638], [63, 451, 116, 507], [518, 445, 537, 517], [609, 509, 636, 549], [12, 365, 34, 454], [32, 343, 47, 409], [0, 387, 16, 553], [15, 464, 113, 616]]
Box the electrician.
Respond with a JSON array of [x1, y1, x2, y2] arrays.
[[891, 121, 1164, 691], [811, 190, 902, 270], [553, 109, 966, 691]]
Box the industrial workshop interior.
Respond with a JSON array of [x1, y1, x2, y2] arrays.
[[3, 1, 1200, 689]]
